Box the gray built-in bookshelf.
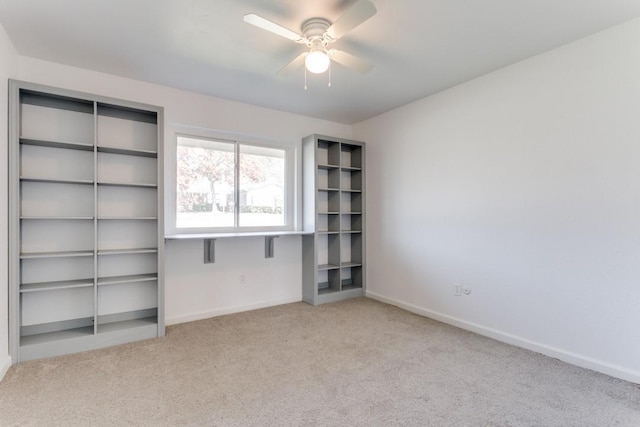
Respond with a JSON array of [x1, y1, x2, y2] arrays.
[[8, 80, 164, 362], [302, 135, 365, 305]]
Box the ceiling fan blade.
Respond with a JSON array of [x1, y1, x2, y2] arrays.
[[278, 52, 308, 75], [329, 49, 373, 74], [244, 13, 305, 43], [325, 0, 377, 40]]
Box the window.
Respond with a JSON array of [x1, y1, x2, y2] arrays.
[[168, 129, 300, 235], [238, 144, 286, 227]]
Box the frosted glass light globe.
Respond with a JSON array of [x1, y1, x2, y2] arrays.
[[305, 50, 330, 74]]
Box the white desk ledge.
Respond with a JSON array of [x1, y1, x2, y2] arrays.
[[165, 231, 312, 263]]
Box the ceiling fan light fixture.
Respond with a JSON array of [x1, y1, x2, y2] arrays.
[[305, 50, 330, 74], [244, 0, 377, 77]]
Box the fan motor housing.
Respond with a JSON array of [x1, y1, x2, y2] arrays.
[[301, 18, 331, 39]]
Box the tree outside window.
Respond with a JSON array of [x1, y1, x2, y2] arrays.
[[176, 135, 286, 230]]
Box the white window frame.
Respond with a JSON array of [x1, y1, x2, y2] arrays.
[[166, 125, 302, 236]]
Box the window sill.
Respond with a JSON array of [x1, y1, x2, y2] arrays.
[[164, 230, 311, 240]]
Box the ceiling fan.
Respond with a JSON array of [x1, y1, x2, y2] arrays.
[[244, 0, 377, 77]]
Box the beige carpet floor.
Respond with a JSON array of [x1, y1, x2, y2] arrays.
[[0, 297, 639, 426]]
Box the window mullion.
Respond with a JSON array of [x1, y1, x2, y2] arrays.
[[234, 142, 240, 228]]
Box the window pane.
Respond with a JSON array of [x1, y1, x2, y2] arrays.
[[239, 144, 285, 227], [176, 136, 235, 228]]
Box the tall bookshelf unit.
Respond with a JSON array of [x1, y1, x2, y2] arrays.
[[8, 80, 164, 362], [302, 135, 365, 305]]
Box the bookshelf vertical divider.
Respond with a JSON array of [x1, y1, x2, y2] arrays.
[[302, 135, 366, 305], [8, 80, 164, 362]]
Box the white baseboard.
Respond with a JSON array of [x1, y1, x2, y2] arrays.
[[366, 291, 640, 384], [0, 354, 12, 382], [165, 296, 302, 326]]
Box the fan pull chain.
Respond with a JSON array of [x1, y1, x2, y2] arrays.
[[328, 61, 331, 87], [304, 67, 307, 90]]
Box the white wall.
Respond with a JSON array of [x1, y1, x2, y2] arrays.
[[354, 17, 640, 383], [0, 21, 17, 380], [17, 56, 352, 325]]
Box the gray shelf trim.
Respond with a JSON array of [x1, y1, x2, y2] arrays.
[[97, 274, 158, 286], [21, 89, 94, 113], [21, 317, 94, 338], [19, 137, 94, 151], [97, 217, 157, 220], [341, 166, 362, 171], [97, 317, 158, 334], [21, 216, 95, 220], [341, 262, 362, 268], [97, 181, 157, 188], [318, 286, 340, 295], [20, 176, 94, 185], [97, 103, 158, 124], [21, 325, 94, 347], [318, 187, 340, 192], [19, 321, 158, 362], [20, 279, 94, 293], [98, 308, 157, 325], [97, 248, 158, 256], [341, 189, 362, 193], [20, 250, 94, 259], [318, 163, 340, 170], [97, 145, 157, 158], [317, 287, 364, 304], [318, 263, 340, 271], [341, 230, 362, 234]]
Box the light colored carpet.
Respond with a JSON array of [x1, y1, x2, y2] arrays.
[[0, 297, 639, 426]]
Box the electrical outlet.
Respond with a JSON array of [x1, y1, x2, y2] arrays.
[[239, 274, 246, 284], [454, 284, 462, 296], [462, 286, 471, 295]]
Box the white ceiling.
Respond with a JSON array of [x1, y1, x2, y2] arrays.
[[1, 0, 640, 124]]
